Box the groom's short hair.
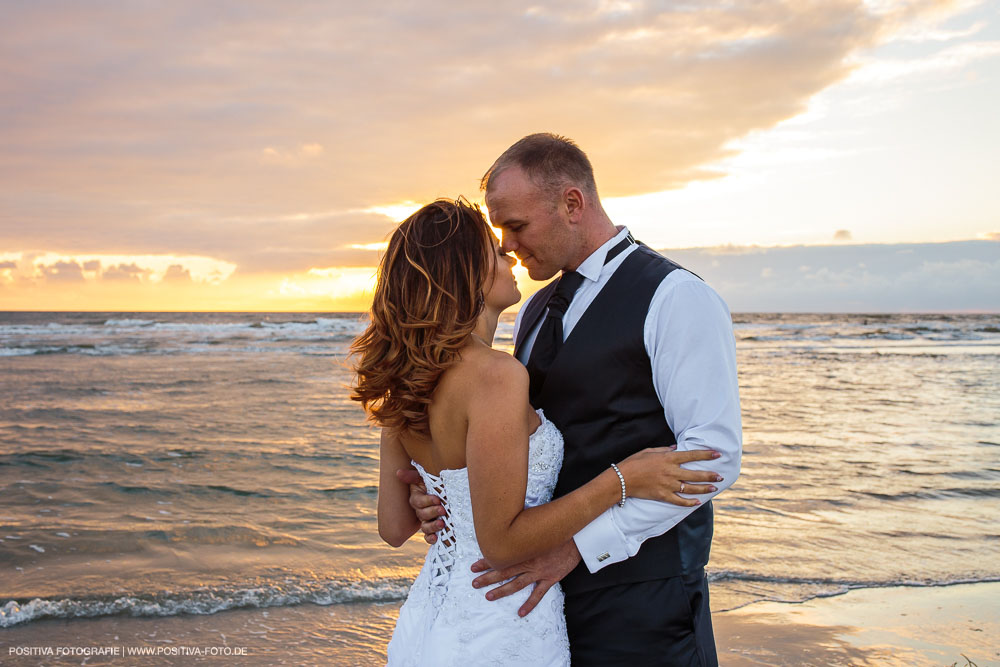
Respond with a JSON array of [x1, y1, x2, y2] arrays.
[[481, 133, 599, 203]]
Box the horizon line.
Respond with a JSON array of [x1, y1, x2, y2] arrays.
[[2, 309, 998, 315]]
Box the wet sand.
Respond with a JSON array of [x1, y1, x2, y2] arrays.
[[1, 582, 997, 665], [715, 582, 998, 666]]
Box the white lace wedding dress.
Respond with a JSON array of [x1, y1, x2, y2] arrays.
[[385, 409, 571, 666]]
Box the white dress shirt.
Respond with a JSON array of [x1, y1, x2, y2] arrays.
[[513, 226, 743, 573]]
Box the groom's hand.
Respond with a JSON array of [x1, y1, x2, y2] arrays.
[[396, 468, 446, 545], [469, 540, 581, 617]]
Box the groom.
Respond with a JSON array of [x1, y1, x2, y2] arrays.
[[405, 133, 741, 665]]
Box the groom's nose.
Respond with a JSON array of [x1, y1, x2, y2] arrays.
[[500, 233, 517, 254]]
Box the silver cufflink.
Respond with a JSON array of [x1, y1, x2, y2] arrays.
[[597, 552, 610, 562]]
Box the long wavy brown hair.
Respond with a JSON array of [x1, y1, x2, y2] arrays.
[[351, 198, 495, 435]]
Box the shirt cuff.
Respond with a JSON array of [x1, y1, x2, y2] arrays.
[[573, 508, 630, 573]]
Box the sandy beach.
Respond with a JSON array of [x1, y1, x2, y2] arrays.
[[2, 581, 997, 665], [715, 582, 998, 666]]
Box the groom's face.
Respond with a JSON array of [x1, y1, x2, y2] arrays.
[[485, 166, 575, 281]]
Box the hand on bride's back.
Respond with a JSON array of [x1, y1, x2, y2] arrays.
[[618, 447, 723, 507], [397, 468, 446, 544]]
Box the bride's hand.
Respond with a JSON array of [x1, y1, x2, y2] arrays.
[[617, 447, 723, 507]]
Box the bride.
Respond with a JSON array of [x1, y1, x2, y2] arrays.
[[351, 198, 719, 665]]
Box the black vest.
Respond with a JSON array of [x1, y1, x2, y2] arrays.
[[515, 245, 713, 595]]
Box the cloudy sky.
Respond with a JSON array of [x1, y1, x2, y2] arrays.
[[1, 0, 997, 312]]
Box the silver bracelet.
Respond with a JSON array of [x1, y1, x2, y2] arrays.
[[609, 463, 626, 508]]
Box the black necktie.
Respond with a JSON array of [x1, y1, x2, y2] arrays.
[[525, 233, 634, 404]]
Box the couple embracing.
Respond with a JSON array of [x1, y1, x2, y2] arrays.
[[352, 133, 742, 666]]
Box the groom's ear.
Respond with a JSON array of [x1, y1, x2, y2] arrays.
[[563, 186, 585, 222]]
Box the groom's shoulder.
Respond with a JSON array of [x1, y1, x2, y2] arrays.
[[633, 246, 730, 308], [634, 245, 699, 278], [652, 266, 732, 316]]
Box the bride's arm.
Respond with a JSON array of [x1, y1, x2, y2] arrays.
[[467, 355, 716, 570], [377, 428, 420, 547]]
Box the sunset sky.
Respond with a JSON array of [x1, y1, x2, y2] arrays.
[[1, 0, 997, 312]]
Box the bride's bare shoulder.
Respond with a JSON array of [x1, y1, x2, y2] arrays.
[[462, 345, 526, 379], [432, 347, 534, 442], [443, 346, 527, 398]]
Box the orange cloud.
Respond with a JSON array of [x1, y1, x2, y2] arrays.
[[0, 0, 989, 311]]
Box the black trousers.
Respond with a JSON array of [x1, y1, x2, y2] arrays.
[[563, 569, 717, 666]]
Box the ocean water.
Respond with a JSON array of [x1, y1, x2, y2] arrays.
[[1, 311, 998, 651]]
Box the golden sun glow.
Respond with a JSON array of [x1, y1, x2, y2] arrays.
[[2, 253, 237, 285], [362, 202, 425, 223], [1, 1, 997, 312]]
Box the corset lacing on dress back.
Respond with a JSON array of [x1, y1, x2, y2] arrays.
[[387, 409, 571, 666], [413, 466, 457, 606]]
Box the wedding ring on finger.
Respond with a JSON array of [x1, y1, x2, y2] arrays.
[[679, 482, 686, 493]]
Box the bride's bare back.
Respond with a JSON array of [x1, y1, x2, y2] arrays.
[[398, 341, 541, 476]]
